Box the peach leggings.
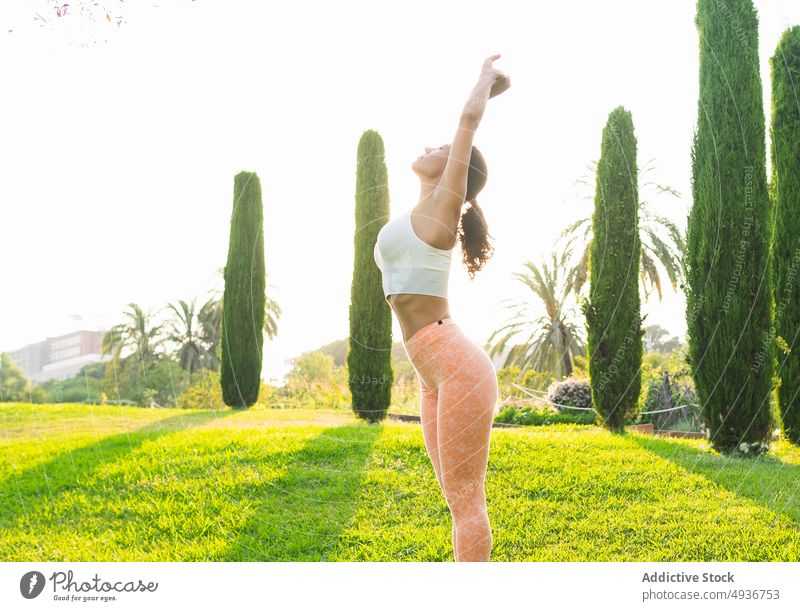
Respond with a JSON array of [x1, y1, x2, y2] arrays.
[[403, 316, 499, 561]]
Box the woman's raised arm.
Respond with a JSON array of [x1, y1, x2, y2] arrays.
[[435, 54, 510, 209], [463, 54, 511, 122]]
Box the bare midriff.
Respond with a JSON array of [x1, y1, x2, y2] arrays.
[[385, 202, 458, 343], [386, 293, 451, 343]]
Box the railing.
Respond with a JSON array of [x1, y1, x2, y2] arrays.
[[505, 382, 695, 414], [502, 382, 705, 435]]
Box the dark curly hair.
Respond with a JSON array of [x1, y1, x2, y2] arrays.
[[459, 146, 494, 279]]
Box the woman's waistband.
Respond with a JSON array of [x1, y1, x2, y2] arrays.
[[403, 316, 460, 356]]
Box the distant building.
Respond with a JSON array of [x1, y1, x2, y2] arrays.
[[5, 330, 110, 384]]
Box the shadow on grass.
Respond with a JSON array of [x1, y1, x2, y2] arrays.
[[626, 432, 800, 523], [223, 422, 382, 561], [0, 408, 239, 528]]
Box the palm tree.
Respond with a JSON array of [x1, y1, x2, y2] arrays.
[[197, 296, 223, 371], [101, 302, 165, 377], [212, 266, 282, 340], [195, 267, 282, 372], [560, 158, 685, 302], [164, 298, 204, 386], [262, 290, 281, 341], [487, 244, 586, 379]]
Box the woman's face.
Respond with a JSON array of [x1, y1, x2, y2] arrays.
[[411, 143, 450, 179]]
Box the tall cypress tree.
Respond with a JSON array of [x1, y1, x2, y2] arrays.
[[769, 26, 800, 444], [348, 130, 393, 422], [220, 171, 266, 409], [685, 0, 773, 455], [583, 106, 643, 432]]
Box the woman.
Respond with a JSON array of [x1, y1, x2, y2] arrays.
[[373, 54, 510, 561]]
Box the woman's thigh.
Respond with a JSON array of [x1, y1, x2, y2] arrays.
[[436, 337, 498, 500], [418, 382, 443, 485]]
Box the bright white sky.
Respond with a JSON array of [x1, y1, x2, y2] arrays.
[[1, 0, 798, 383]]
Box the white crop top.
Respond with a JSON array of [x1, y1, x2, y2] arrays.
[[373, 208, 453, 299]]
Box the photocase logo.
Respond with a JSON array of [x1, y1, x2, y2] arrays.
[[18, 569, 158, 602], [20, 571, 46, 599]]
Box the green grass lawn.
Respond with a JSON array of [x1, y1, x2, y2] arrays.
[[1, 402, 799, 561]]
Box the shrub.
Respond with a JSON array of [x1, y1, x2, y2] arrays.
[[638, 371, 703, 433], [496, 365, 555, 408], [495, 406, 594, 426], [284, 352, 350, 410], [546, 377, 593, 413], [177, 370, 225, 410]]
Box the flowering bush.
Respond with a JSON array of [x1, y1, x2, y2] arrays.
[[736, 441, 770, 457], [546, 377, 592, 412]]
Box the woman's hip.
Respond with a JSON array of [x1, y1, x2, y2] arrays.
[[403, 318, 497, 390]]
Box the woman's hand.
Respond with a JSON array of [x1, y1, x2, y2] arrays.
[[480, 54, 511, 99], [461, 54, 511, 122]]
